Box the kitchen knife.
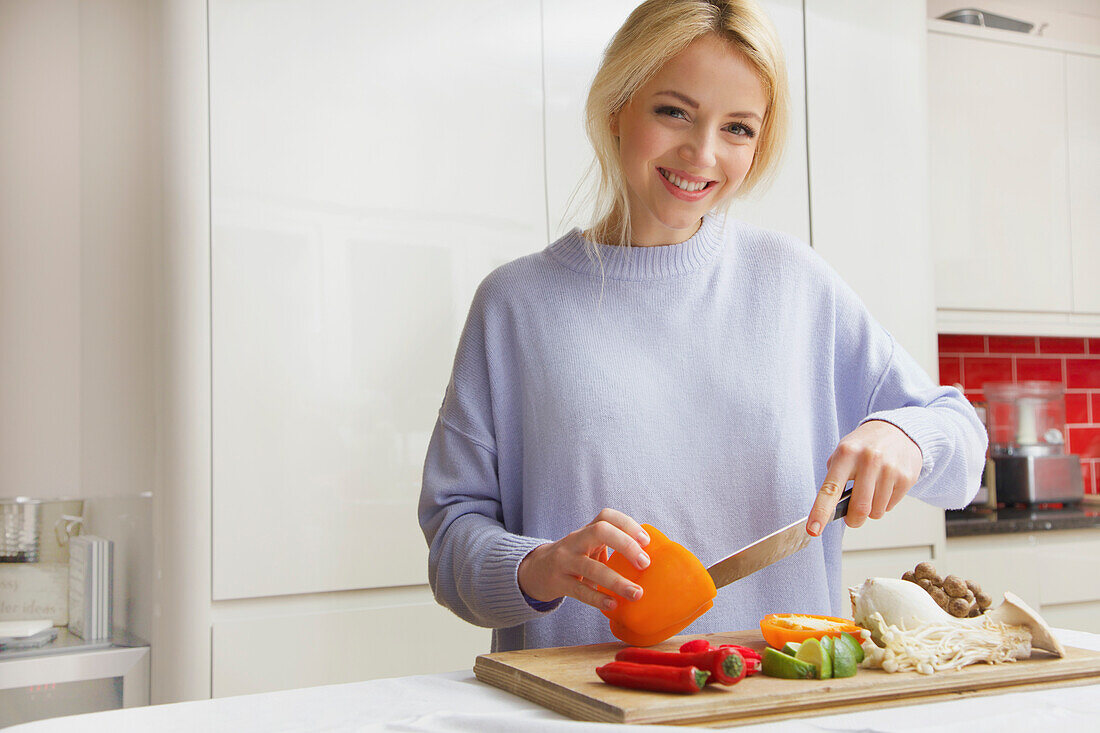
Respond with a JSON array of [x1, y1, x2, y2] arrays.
[[706, 486, 853, 589]]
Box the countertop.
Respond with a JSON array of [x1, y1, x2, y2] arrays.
[[945, 501, 1100, 537], [7, 628, 1100, 733]]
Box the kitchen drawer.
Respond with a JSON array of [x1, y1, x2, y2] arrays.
[[941, 533, 1042, 610], [1038, 600, 1100, 635], [211, 589, 490, 698], [1035, 530, 1100, 605]]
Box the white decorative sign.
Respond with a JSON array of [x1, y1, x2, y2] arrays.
[[0, 562, 68, 625]]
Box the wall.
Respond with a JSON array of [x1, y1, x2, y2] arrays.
[[938, 334, 1100, 496], [0, 0, 157, 641]]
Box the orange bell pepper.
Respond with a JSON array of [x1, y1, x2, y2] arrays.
[[599, 524, 716, 647], [759, 613, 864, 649]]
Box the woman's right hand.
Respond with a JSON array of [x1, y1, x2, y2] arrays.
[[518, 508, 651, 611]]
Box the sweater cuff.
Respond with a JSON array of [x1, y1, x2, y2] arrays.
[[861, 407, 945, 480], [482, 533, 563, 625]]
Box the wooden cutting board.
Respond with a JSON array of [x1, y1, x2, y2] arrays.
[[474, 630, 1100, 726]]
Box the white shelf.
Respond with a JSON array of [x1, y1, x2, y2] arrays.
[[927, 18, 1100, 57], [937, 309, 1100, 337]]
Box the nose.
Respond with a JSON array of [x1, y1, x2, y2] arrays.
[[679, 127, 717, 170]]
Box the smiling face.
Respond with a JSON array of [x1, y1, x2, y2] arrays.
[[610, 34, 768, 246]]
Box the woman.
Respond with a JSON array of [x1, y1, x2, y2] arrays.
[[418, 0, 986, 653]]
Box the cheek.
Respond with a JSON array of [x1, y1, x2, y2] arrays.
[[724, 146, 758, 184], [620, 123, 672, 171]]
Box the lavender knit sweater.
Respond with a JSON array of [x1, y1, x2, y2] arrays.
[[418, 214, 986, 652]]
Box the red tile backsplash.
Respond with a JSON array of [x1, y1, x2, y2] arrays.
[[1038, 337, 1086, 355], [938, 355, 961, 386], [961, 356, 1013, 391], [1067, 393, 1090, 424], [1066, 359, 1100, 389], [1068, 426, 1100, 459], [988, 336, 1037, 354], [940, 332, 1100, 495], [1015, 357, 1064, 383], [938, 334, 986, 353]]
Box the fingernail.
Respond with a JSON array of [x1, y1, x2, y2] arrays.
[[605, 599, 617, 610], [808, 521, 821, 536], [639, 530, 650, 545], [630, 586, 643, 601], [637, 553, 650, 569]]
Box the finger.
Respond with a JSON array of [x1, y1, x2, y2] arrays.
[[885, 479, 910, 513], [578, 576, 599, 593], [566, 576, 620, 611], [807, 446, 857, 536], [869, 467, 894, 519], [846, 448, 881, 528], [583, 520, 650, 571], [576, 555, 644, 602], [592, 508, 651, 548]]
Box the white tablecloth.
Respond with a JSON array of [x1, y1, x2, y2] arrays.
[[9, 628, 1100, 733]]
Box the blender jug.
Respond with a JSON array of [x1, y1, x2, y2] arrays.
[[984, 381, 1084, 504]]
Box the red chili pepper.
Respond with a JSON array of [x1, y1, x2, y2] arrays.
[[615, 646, 745, 686], [596, 661, 709, 694], [678, 638, 713, 654], [719, 643, 763, 661], [715, 645, 762, 675]]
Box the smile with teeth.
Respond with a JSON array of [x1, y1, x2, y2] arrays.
[[659, 168, 714, 193]]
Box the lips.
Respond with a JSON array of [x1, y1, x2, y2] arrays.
[[657, 167, 716, 202]]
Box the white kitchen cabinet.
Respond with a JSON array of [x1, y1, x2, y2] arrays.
[[928, 30, 1070, 314], [1067, 54, 1100, 314], [942, 529, 1100, 634], [804, 0, 947, 576], [928, 21, 1100, 332], [939, 533, 1043, 610], [209, 0, 546, 601], [211, 589, 488, 697], [157, 0, 545, 702]]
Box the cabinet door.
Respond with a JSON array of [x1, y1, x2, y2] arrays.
[[942, 533, 1042, 611], [543, 0, 809, 243], [1067, 53, 1100, 314], [806, 0, 937, 372], [805, 0, 946, 559], [928, 33, 1072, 313], [209, 0, 546, 599]]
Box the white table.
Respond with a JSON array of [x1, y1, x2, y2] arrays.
[[9, 628, 1100, 733]]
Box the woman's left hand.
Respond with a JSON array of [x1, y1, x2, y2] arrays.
[[805, 420, 922, 536]]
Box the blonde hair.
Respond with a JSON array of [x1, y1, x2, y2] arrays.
[[582, 0, 790, 247]]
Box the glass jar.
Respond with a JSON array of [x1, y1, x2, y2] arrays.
[[983, 381, 1067, 457]]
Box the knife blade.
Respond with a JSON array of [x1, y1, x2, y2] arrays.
[[706, 486, 853, 589]]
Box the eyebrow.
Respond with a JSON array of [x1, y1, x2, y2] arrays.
[[655, 90, 763, 122]]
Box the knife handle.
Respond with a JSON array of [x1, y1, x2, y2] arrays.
[[832, 486, 854, 522]]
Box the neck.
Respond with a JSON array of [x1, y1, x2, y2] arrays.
[[585, 214, 704, 248]]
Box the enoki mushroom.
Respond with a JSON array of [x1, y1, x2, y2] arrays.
[[863, 611, 1032, 675]]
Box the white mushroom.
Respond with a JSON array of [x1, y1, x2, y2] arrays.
[[849, 578, 1064, 675], [984, 590, 1065, 657]]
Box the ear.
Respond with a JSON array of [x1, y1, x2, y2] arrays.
[[609, 110, 620, 136]]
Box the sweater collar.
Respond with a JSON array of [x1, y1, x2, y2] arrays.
[[546, 214, 726, 281]]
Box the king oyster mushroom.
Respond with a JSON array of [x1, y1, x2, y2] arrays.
[[848, 577, 1064, 675]]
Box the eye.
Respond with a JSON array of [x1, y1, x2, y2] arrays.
[[655, 105, 689, 121], [725, 122, 757, 139]]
